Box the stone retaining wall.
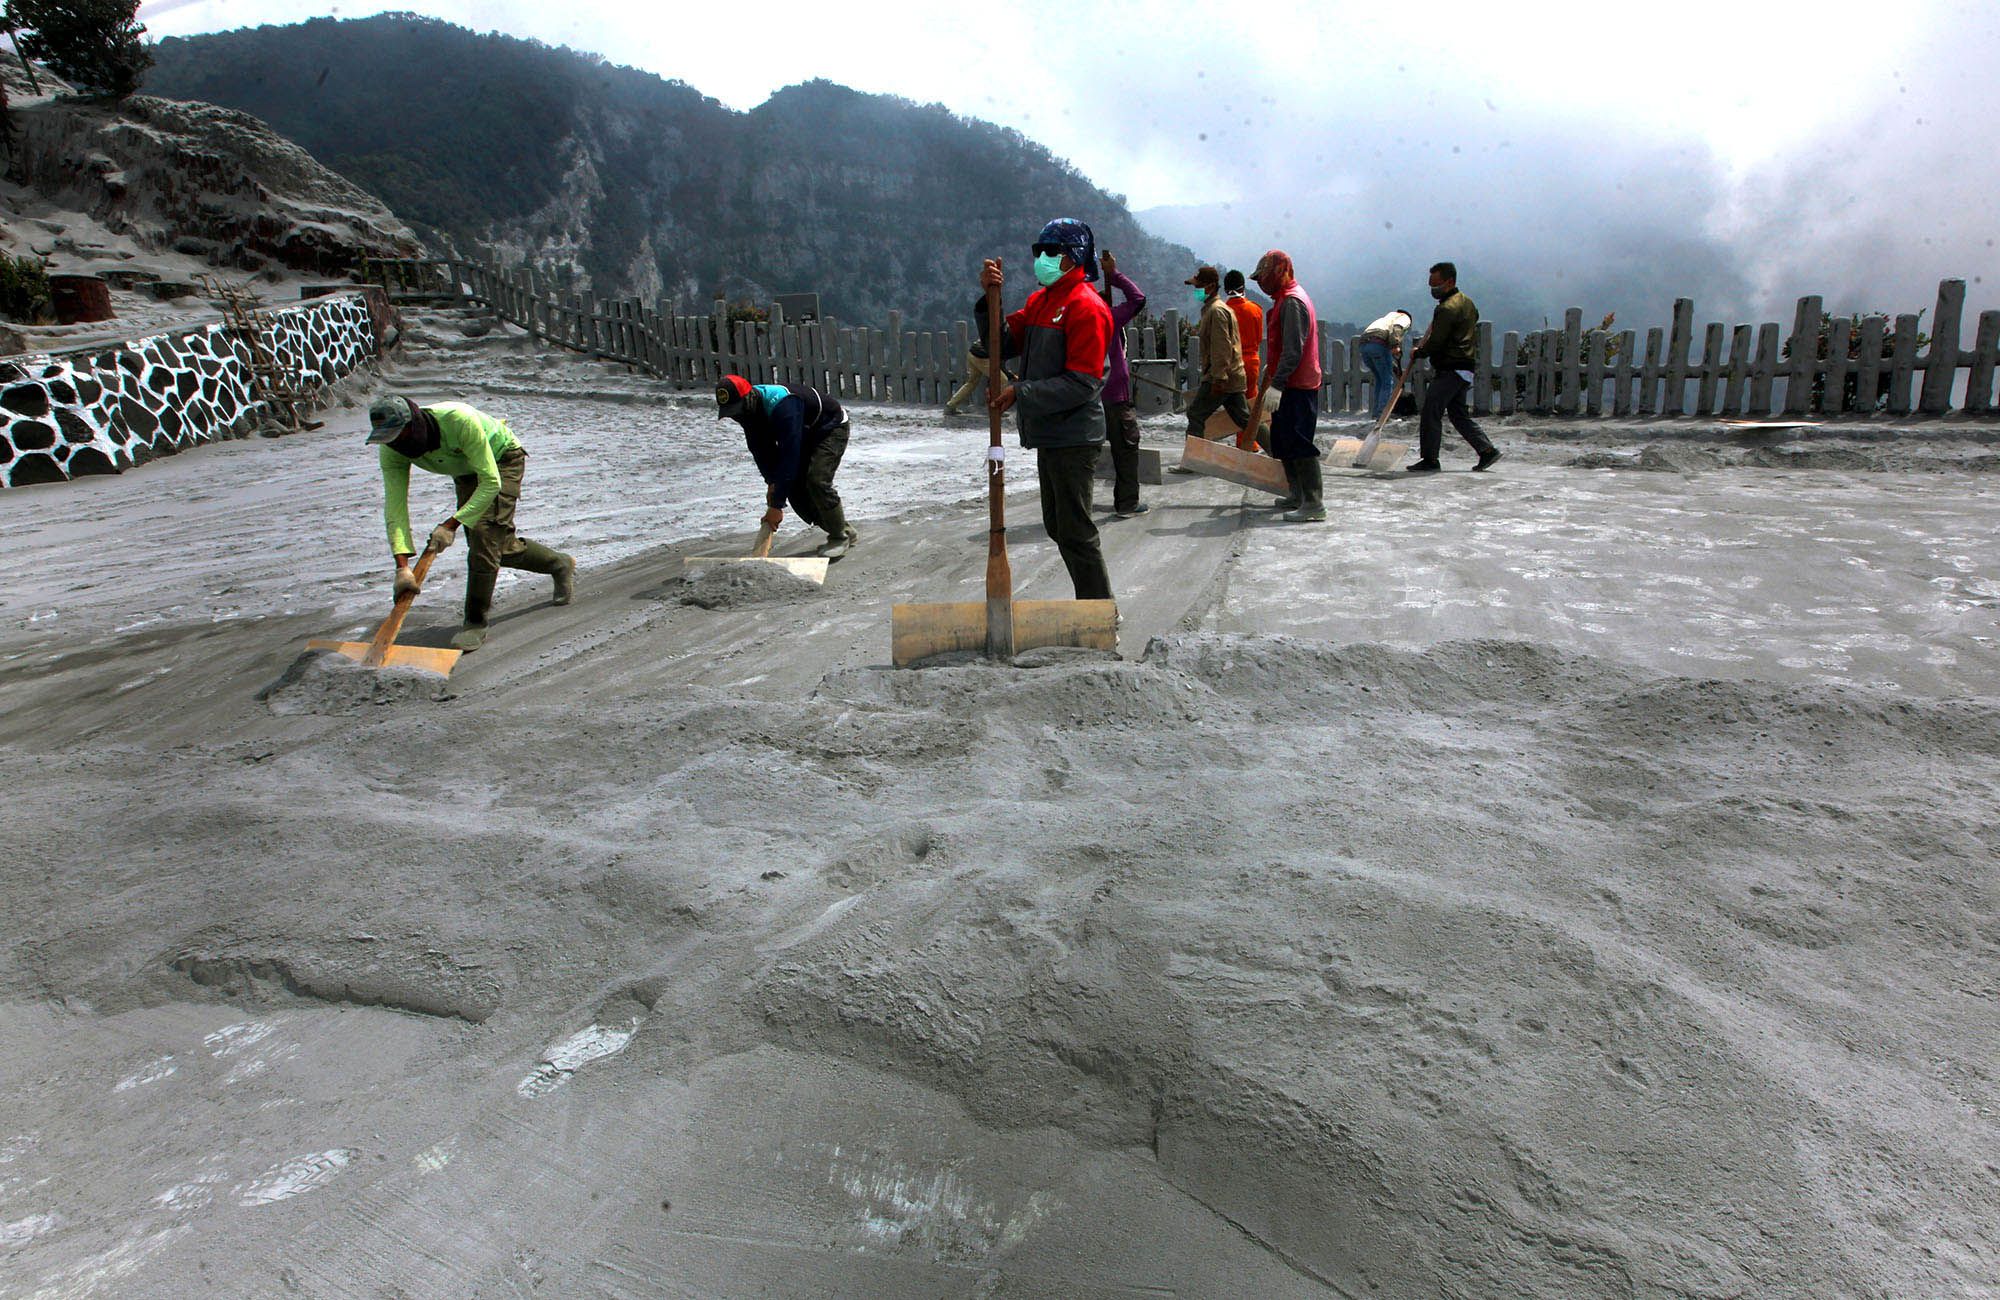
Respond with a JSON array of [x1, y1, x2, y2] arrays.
[[0, 291, 380, 488]]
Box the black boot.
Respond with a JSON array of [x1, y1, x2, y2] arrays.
[[1273, 459, 1301, 510], [1285, 458, 1327, 522]]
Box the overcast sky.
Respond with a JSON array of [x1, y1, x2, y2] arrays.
[[140, 0, 1995, 327]]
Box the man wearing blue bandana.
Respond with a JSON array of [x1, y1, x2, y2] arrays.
[[981, 217, 1116, 600]]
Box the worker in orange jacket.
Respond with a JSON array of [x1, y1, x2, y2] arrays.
[[1223, 269, 1265, 449]]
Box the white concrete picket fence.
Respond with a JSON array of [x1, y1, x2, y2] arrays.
[[366, 259, 1997, 420]]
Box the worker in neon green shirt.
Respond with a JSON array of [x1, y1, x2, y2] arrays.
[[367, 393, 575, 652]]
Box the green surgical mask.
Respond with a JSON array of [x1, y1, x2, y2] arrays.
[[1033, 252, 1066, 286]]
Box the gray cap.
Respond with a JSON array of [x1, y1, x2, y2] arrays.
[[365, 394, 414, 443]]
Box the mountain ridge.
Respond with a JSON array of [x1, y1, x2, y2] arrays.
[[147, 15, 1205, 331]]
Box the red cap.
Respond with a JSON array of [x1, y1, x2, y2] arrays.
[[716, 374, 751, 418]]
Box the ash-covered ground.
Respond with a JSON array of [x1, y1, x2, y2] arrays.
[[0, 312, 1994, 1299]]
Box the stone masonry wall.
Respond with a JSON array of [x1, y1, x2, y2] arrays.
[[0, 292, 379, 488]]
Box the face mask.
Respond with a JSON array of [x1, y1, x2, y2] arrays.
[[1431, 284, 1453, 301], [1192, 288, 1210, 308], [1033, 252, 1066, 286]]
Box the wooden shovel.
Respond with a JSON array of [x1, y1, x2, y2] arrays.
[[684, 516, 830, 584], [306, 521, 462, 675], [1328, 360, 1411, 472], [1180, 368, 1287, 494], [891, 265, 1118, 666]]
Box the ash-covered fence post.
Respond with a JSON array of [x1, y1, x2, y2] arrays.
[[1965, 310, 2000, 415], [1694, 321, 1725, 416], [1919, 279, 1965, 414], [1885, 314, 1921, 414], [1639, 328, 1664, 415], [1664, 299, 1693, 416], [1748, 324, 1780, 414], [1472, 321, 1494, 415], [1823, 317, 1853, 414], [1584, 328, 1608, 416], [1559, 308, 1583, 416], [1784, 295, 1821, 415]]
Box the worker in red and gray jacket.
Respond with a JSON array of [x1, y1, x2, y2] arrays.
[[981, 217, 1115, 600], [1252, 248, 1326, 523]]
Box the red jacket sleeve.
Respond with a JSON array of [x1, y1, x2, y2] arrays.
[[1064, 289, 1112, 377]]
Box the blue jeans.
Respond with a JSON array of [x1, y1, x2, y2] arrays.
[[1360, 341, 1396, 419]]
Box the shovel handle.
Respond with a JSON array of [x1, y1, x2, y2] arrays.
[[985, 267, 1014, 657], [1370, 367, 1409, 439], [751, 521, 776, 558], [363, 519, 457, 668]]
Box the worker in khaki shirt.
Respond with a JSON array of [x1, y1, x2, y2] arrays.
[[368, 393, 575, 653], [1181, 265, 1249, 439], [1358, 308, 1414, 420]]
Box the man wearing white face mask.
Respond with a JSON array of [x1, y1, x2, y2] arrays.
[[980, 217, 1116, 600], [1181, 264, 1249, 438]]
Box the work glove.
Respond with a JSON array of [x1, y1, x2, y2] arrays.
[[760, 507, 784, 530], [393, 567, 421, 599], [426, 522, 457, 555]]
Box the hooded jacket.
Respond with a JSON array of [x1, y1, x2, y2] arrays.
[[1101, 268, 1147, 405]]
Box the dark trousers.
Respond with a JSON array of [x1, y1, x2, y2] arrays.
[[1419, 369, 1494, 462], [1270, 386, 1321, 462], [1102, 400, 1141, 513], [1183, 384, 1251, 440], [1037, 443, 1112, 600], [786, 422, 851, 539]]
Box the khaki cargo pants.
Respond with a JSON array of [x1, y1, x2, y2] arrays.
[[452, 446, 562, 623]]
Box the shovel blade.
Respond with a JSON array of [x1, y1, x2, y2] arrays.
[[1325, 437, 1365, 468], [891, 599, 1118, 667], [304, 639, 462, 676], [1176, 434, 1292, 495], [1362, 440, 1408, 473], [684, 555, 830, 585]]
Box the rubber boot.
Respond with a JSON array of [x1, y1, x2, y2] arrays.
[[454, 564, 498, 652], [505, 539, 576, 604], [815, 506, 857, 560], [1273, 459, 1301, 510], [1285, 458, 1328, 522]]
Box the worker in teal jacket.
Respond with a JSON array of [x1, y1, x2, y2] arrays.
[[368, 393, 575, 652]]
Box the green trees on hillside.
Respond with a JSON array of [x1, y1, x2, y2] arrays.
[[3, 0, 150, 97]]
